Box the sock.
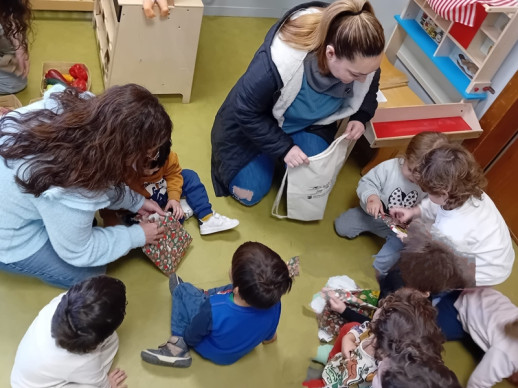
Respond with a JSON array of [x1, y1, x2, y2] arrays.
[[200, 214, 212, 222]]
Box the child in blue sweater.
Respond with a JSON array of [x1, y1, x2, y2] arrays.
[[141, 241, 293, 367]]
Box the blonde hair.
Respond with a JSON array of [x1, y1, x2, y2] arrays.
[[279, 0, 385, 74], [404, 131, 450, 169]]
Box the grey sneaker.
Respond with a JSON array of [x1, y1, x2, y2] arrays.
[[199, 212, 239, 235], [180, 199, 194, 220], [169, 273, 184, 296], [141, 336, 192, 368]]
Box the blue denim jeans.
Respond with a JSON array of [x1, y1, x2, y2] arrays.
[[152, 169, 213, 220], [171, 282, 232, 336], [0, 240, 106, 288], [334, 206, 404, 275], [434, 290, 468, 341], [229, 131, 330, 206]]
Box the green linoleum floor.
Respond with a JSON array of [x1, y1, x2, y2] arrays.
[[1, 13, 517, 388]]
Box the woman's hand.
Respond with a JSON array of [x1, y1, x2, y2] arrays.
[[165, 199, 184, 220], [366, 194, 384, 218], [140, 219, 165, 245], [14, 45, 29, 78], [344, 120, 365, 140], [284, 145, 309, 168], [137, 199, 165, 218], [390, 206, 418, 224], [108, 368, 127, 388], [341, 332, 358, 360]]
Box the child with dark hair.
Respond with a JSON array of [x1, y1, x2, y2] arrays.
[[141, 241, 293, 367], [311, 288, 450, 388], [391, 143, 514, 286], [334, 131, 449, 279], [373, 351, 461, 388], [101, 138, 239, 235], [11, 275, 128, 388]]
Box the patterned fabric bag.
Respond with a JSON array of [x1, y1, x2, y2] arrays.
[[317, 289, 379, 339], [142, 214, 192, 275]]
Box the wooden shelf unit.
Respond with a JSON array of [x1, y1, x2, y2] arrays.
[[385, 0, 518, 104], [93, 0, 203, 102]]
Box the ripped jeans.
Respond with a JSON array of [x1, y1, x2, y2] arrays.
[[229, 131, 330, 206]]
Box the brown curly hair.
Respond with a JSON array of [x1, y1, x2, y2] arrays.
[[0, 84, 172, 197], [416, 143, 487, 210], [404, 131, 449, 170], [1, 0, 32, 52], [380, 354, 461, 388], [371, 288, 445, 362]]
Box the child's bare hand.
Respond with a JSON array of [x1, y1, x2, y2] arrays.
[[140, 219, 165, 245], [321, 288, 346, 314], [390, 206, 414, 224], [341, 333, 358, 360], [262, 332, 277, 344], [108, 368, 127, 388], [366, 195, 384, 218], [165, 199, 184, 220]]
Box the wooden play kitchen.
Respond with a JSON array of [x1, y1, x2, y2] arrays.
[[92, 0, 203, 102]]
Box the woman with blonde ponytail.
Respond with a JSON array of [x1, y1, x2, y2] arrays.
[[211, 0, 385, 206]]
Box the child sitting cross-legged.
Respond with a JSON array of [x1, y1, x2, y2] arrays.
[[11, 275, 128, 388], [140, 241, 293, 367], [334, 131, 449, 279], [101, 138, 239, 235]]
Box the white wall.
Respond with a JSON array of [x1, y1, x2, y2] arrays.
[[202, 0, 407, 42]]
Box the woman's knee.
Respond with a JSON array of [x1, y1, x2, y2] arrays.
[[230, 184, 268, 206]]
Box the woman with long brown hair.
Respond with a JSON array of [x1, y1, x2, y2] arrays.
[[0, 0, 31, 94], [0, 84, 171, 287], [211, 0, 385, 206]]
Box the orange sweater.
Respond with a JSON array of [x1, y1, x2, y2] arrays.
[[128, 151, 183, 202]]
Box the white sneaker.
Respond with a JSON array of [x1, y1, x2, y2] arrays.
[[180, 199, 193, 220], [199, 212, 239, 235]]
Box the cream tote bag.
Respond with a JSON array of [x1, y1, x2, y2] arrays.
[[272, 134, 351, 221]]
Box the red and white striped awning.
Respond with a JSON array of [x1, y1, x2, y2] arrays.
[[427, 0, 518, 26]]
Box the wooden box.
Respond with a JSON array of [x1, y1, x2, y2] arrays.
[[0, 95, 22, 110], [41, 62, 91, 94], [93, 0, 203, 103], [364, 103, 483, 148]]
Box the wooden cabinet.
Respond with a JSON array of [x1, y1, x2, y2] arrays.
[[385, 0, 518, 104], [32, 0, 94, 11], [92, 0, 203, 102]]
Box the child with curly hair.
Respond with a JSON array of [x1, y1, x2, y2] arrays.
[[391, 143, 514, 286], [310, 288, 455, 388]]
